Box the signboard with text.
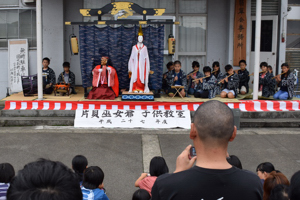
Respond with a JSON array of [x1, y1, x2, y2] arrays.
[[74, 109, 191, 129], [8, 39, 29, 93], [233, 0, 247, 66]]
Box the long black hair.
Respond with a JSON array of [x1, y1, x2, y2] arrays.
[[212, 61, 220, 76], [132, 189, 151, 200], [256, 162, 275, 173], [72, 155, 88, 183], [149, 156, 169, 177]]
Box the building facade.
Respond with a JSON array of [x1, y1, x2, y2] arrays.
[[0, 0, 299, 100]]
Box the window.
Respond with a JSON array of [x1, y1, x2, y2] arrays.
[[287, 20, 300, 49], [179, 0, 206, 14], [178, 16, 206, 52], [0, 0, 19, 6], [0, 9, 36, 48], [251, 20, 273, 52]]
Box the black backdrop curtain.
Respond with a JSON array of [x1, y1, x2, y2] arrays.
[[79, 25, 164, 90]]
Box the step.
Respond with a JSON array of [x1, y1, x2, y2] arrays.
[[240, 118, 300, 128], [1, 116, 300, 128], [0, 110, 75, 117], [0, 117, 74, 127], [240, 111, 300, 119], [2, 109, 300, 119]]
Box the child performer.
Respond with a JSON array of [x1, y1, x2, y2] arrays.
[[212, 61, 225, 95], [258, 62, 276, 97], [166, 60, 187, 97], [162, 61, 174, 93], [236, 60, 250, 95], [194, 66, 217, 99], [186, 61, 203, 95], [57, 62, 76, 95], [42, 57, 56, 94], [220, 64, 239, 99], [273, 63, 295, 100]]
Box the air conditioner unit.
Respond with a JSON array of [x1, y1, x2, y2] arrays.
[[23, 0, 36, 4]]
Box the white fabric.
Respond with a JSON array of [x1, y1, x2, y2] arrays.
[[222, 89, 235, 96], [240, 86, 247, 92], [258, 91, 262, 96], [128, 43, 150, 93]]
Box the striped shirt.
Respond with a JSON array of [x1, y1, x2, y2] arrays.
[[0, 183, 9, 200]]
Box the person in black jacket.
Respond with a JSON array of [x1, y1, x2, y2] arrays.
[[42, 57, 56, 94], [258, 62, 276, 97], [151, 101, 263, 200], [273, 63, 295, 100], [236, 60, 250, 95], [57, 62, 76, 94], [162, 61, 174, 94], [220, 65, 239, 99], [166, 60, 187, 97]]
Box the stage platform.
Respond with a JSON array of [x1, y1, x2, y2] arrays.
[[1, 87, 300, 112]]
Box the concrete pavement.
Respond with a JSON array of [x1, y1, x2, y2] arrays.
[[0, 127, 300, 199]]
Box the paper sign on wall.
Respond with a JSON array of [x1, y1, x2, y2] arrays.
[[74, 109, 191, 129], [8, 39, 29, 93]]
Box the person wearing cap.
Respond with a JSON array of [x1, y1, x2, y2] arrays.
[[87, 56, 119, 99], [128, 25, 151, 93], [57, 62, 76, 95]]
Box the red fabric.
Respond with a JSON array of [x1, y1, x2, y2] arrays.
[[87, 84, 115, 100], [132, 45, 146, 92], [138, 176, 157, 196], [92, 65, 119, 97], [4, 100, 300, 111]]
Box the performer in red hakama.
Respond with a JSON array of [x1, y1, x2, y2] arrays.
[[128, 25, 150, 93], [87, 56, 119, 99]]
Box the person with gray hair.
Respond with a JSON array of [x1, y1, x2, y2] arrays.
[[151, 100, 263, 200]]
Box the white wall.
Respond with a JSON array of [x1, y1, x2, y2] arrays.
[[207, 0, 230, 71], [64, 0, 83, 85], [0, 50, 8, 100], [42, 0, 64, 81]]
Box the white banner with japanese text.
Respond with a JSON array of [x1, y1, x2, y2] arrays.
[[8, 39, 29, 93], [74, 109, 191, 129]]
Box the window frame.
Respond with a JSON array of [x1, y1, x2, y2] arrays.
[[0, 8, 36, 49]]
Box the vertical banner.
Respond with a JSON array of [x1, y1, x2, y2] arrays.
[[8, 39, 29, 93], [233, 0, 247, 66]]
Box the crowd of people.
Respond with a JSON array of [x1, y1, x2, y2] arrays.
[[0, 101, 299, 200], [162, 60, 296, 100]]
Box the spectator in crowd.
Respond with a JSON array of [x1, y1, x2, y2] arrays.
[[6, 159, 82, 200], [0, 163, 15, 200], [269, 184, 289, 200], [226, 155, 243, 169], [151, 100, 263, 200], [81, 166, 109, 200], [132, 189, 151, 200], [135, 156, 169, 195], [263, 171, 290, 200], [289, 170, 300, 200], [72, 155, 88, 185], [256, 162, 275, 184]]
